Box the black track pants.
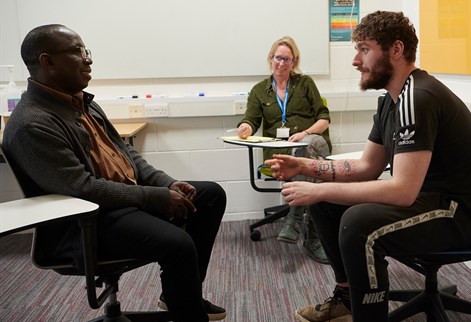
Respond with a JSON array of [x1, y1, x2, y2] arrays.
[[309, 192, 471, 322]]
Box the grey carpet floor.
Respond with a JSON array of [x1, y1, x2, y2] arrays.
[[1, 219, 470, 321]]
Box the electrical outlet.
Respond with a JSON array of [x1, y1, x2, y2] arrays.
[[144, 103, 169, 117], [234, 101, 247, 115], [128, 104, 145, 118]]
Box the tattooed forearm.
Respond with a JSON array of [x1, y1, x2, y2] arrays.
[[337, 160, 354, 177], [330, 160, 335, 180], [309, 160, 334, 179], [310, 159, 354, 180]]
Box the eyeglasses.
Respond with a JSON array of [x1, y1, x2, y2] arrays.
[[273, 55, 295, 65], [46, 47, 92, 61]]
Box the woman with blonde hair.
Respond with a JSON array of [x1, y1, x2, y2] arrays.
[[237, 36, 331, 263]]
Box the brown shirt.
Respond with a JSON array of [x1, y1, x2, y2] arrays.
[[80, 110, 136, 185]]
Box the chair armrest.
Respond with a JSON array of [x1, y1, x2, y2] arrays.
[[17, 195, 106, 309], [1, 194, 105, 308], [0, 194, 99, 237], [77, 213, 112, 309]]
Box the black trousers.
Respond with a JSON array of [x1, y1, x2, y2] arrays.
[[309, 192, 471, 322], [97, 181, 226, 322]]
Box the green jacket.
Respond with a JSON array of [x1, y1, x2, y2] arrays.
[[238, 74, 331, 160]]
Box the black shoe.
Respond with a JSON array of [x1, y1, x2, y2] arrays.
[[203, 299, 227, 320], [158, 294, 227, 320]]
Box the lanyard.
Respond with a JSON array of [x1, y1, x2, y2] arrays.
[[272, 79, 289, 125]]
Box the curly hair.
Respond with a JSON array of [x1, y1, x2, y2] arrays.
[[351, 11, 418, 64]]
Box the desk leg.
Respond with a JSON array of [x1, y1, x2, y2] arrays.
[[247, 147, 280, 193], [121, 136, 135, 147], [245, 146, 284, 241]]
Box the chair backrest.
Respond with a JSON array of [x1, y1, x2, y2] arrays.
[[0, 144, 98, 269], [0, 144, 25, 202], [322, 96, 327, 107], [0, 144, 66, 265], [1, 146, 99, 243]]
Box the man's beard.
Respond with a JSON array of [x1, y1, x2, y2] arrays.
[[359, 52, 393, 91]]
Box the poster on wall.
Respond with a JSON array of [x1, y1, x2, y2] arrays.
[[330, 0, 360, 42]]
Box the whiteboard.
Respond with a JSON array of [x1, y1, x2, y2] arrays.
[[1, 0, 329, 81]]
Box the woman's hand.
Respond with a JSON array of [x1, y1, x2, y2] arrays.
[[288, 131, 308, 142], [237, 123, 252, 139]]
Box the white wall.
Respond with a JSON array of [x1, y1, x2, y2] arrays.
[[2, 0, 471, 221]]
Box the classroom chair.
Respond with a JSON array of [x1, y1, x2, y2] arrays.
[[388, 250, 471, 322], [0, 145, 173, 322], [32, 224, 173, 322]]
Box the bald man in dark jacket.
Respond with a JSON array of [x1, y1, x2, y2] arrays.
[[3, 24, 227, 322]]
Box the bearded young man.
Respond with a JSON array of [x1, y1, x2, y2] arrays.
[[265, 11, 471, 322]]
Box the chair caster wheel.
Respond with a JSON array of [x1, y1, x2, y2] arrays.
[[250, 230, 261, 241]]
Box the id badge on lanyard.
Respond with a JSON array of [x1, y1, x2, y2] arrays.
[[273, 79, 290, 139], [276, 127, 290, 138]]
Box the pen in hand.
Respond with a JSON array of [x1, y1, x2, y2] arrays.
[[226, 128, 239, 133]]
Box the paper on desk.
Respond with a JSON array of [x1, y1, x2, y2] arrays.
[[219, 136, 279, 143]]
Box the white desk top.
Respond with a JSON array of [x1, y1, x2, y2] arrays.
[[222, 137, 307, 193], [222, 137, 308, 149], [327, 151, 363, 160], [0, 194, 99, 236]]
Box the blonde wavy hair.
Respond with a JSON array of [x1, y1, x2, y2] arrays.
[[267, 36, 301, 74]]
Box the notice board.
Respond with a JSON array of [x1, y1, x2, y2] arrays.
[[420, 0, 471, 74]]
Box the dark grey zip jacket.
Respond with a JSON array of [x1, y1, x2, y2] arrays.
[[3, 79, 176, 268]]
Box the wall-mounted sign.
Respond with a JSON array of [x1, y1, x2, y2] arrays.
[[330, 0, 359, 42]]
